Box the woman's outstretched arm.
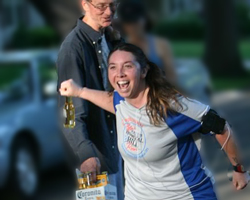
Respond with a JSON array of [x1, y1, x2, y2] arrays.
[[60, 79, 115, 114], [215, 123, 249, 190]]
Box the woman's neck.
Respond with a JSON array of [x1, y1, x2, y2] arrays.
[[126, 86, 149, 109]]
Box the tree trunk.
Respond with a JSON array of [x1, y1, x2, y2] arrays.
[[203, 0, 245, 77], [28, 0, 82, 39]]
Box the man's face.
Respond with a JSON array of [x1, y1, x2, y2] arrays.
[[85, 0, 116, 29]]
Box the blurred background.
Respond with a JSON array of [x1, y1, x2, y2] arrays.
[[0, 0, 249, 199]]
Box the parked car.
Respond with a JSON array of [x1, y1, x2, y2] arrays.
[[0, 50, 67, 198]]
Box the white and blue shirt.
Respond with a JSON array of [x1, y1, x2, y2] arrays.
[[113, 91, 217, 200]]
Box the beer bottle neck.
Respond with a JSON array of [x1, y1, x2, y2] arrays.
[[66, 97, 72, 103]]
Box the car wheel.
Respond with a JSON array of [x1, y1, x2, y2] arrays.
[[10, 139, 39, 199]]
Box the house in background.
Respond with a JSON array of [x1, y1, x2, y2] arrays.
[[242, 0, 250, 6], [144, 0, 249, 22], [0, 0, 45, 51], [143, 0, 202, 21], [161, 0, 202, 18]]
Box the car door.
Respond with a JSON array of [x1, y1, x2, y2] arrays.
[[36, 55, 65, 168]]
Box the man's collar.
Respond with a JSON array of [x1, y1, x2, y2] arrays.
[[77, 17, 104, 43]]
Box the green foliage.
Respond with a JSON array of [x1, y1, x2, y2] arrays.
[[212, 72, 250, 91], [8, 25, 60, 49], [239, 38, 250, 59], [170, 39, 250, 59], [154, 13, 205, 40], [236, 3, 250, 38], [171, 41, 204, 58], [0, 63, 29, 90], [154, 4, 250, 40]]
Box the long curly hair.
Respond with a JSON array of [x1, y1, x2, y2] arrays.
[[108, 43, 182, 125]]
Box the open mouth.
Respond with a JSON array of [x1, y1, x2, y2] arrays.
[[117, 81, 130, 91]]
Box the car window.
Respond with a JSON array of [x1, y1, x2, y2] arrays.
[[38, 58, 57, 100], [0, 62, 32, 104]]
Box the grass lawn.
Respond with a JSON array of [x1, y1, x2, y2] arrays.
[[239, 39, 250, 59], [0, 63, 29, 90], [212, 74, 250, 91], [171, 39, 250, 59], [171, 41, 204, 58]]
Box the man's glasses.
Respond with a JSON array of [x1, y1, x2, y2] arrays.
[[87, 1, 118, 12]]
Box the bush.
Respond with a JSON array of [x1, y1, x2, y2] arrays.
[[153, 13, 205, 40], [154, 3, 250, 41], [236, 3, 250, 38], [8, 25, 60, 49]]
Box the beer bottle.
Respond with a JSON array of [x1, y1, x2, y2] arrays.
[[63, 97, 75, 128], [86, 172, 95, 188], [78, 173, 87, 189], [78, 175, 84, 190], [102, 171, 109, 183]]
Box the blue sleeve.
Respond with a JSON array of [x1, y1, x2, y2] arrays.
[[113, 91, 125, 112], [165, 97, 210, 139]]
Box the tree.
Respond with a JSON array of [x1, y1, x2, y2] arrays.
[[203, 0, 245, 77], [28, 0, 82, 39]]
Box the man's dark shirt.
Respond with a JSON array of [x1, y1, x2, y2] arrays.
[[57, 17, 121, 173]]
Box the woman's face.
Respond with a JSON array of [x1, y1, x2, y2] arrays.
[[108, 50, 146, 99]]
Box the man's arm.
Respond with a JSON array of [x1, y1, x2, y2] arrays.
[[57, 49, 101, 180], [215, 123, 248, 190]]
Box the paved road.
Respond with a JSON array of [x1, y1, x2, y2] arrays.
[[210, 90, 250, 200], [1, 90, 250, 200], [0, 165, 77, 200]]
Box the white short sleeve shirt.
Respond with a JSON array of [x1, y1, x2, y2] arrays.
[[113, 91, 217, 200]]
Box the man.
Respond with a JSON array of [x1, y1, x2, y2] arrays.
[[56, 0, 123, 199]]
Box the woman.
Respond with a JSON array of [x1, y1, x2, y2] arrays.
[[115, 0, 176, 85], [60, 43, 248, 200]]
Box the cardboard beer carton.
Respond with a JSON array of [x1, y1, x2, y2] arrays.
[[76, 183, 117, 200], [76, 171, 117, 200]]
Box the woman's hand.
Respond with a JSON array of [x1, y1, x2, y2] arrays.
[[60, 79, 115, 113], [59, 79, 83, 97], [232, 171, 249, 190]]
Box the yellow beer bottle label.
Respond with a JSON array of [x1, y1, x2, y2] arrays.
[[64, 97, 75, 128]]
